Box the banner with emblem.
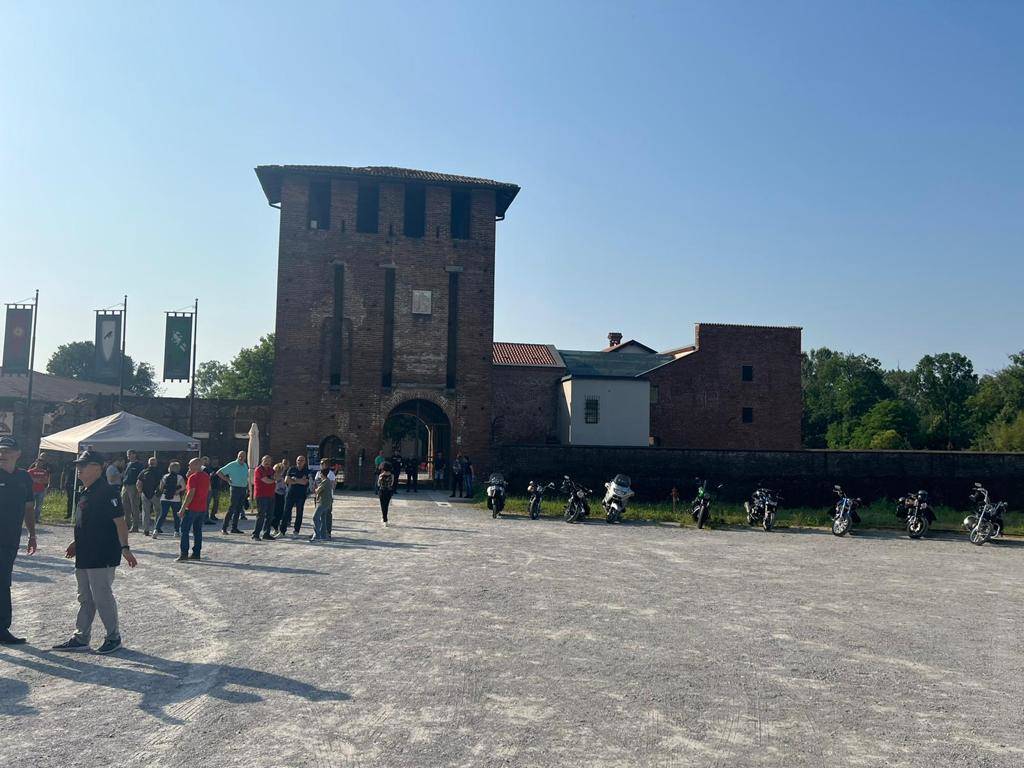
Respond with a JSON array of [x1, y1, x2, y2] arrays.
[[163, 313, 194, 381], [2, 305, 33, 374], [94, 311, 123, 383]]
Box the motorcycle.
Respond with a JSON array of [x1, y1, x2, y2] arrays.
[[602, 474, 634, 524], [831, 485, 863, 536], [690, 479, 722, 529], [896, 490, 935, 539], [486, 472, 507, 518], [527, 480, 555, 520], [963, 483, 1007, 546], [745, 487, 782, 531], [561, 475, 592, 524]]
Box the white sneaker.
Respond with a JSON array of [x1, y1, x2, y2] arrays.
[[382, 520, 388, 527]]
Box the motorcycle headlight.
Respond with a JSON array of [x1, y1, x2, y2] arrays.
[[528, 483, 535, 492], [576, 490, 584, 499]]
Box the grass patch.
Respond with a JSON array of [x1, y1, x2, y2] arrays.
[[476, 494, 1024, 536], [37, 490, 232, 526]]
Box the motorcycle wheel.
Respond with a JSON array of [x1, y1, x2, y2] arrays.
[[832, 515, 850, 536], [564, 502, 581, 524], [969, 521, 993, 546], [763, 511, 775, 532], [907, 516, 927, 539], [529, 499, 540, 520], [492, 506, 499, 519], [697, 505, 709, 529]]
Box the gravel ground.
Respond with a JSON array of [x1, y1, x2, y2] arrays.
[[2, 490, 1023, 768]]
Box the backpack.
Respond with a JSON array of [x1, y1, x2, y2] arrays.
[[379, 472, 394, 492]]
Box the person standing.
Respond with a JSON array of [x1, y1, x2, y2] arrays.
[[177, 458, 211, 562], [309, 460, 336, 542], [61, 460, 78, 519], [52, 449, 137, 654], [377, 461, 395, 528], [121, 450, 145, 533], [450, 453, 464, 498], [27, 455, 51, 524], [105, 456, 124, 494], [434, 450, 445, 487], [217, 452, 249, 535], [373, 450, 385, 492], [462, 455, 474, 498], [204, 456, 220, 524], [406, 453, 419, 493], [251, 455, 277, 541], [390, 450, 403, 494], [154, 461, 185, 539], [0, 436, 37, 645], [135, 456, 161, 536], [283, 454, 310, 535], [272, 458, 289, 535]]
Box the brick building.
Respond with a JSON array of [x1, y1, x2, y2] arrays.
[[256, 165, 519, 487], [492, 324, 802, 450]]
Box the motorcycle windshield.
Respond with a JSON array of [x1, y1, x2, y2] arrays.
[[488, 474, 505, 484]]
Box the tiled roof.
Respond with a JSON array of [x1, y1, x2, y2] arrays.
[[0, 371, 120, 403], [492, 343, 563, 367], [558, 350, 676, 379], [255, 165, 520, 218], [601, 339, 657, 353]]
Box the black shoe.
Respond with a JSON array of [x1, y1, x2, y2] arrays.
[[221, 528, 229, 535], [175, 555, 188, 562], [188, 553, 201, 561], [96, 635, 122, 654], [52, 637, 90, 651], [0, 628, 26, 645], [230, 528, 243, 534], [251, 534, 260, 540], [262, 533, 276, 540]]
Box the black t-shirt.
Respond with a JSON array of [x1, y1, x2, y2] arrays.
[[122, 460, 145, 486], [0, 467, 33, 549], [137, 466, 162, 498], [285, 466, 310, 498], [74, 477, 124, 569]]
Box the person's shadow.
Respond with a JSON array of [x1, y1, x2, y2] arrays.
[[0, 646, 349, 723]]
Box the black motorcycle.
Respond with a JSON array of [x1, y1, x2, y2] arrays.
[[831, 485, 863, 536], [527, 480, 555, 520], [896, 490, 935, 539], [691, 479, 722, 529], [486, 472, 507, 518], [745, 487, 782, 531], [963, 483, 1008, 546], [561, 475, 592, 524]]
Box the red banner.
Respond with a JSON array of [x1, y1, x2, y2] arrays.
[[2, 306, 33, 374]]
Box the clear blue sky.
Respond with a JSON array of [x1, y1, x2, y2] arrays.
[[2, 1, 1021, 395]]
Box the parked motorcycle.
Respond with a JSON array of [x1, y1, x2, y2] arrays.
[[745, 487, 782, 531], [963, 483, 1007, 546], [486, 472, 507, 518], [602, 474, 634, 524], [690, 479, 722, 529], [831, 485, 863, 536], [896, 490, 935, 539], [527, 480, 555, 520], [561, 475, 592, 524]]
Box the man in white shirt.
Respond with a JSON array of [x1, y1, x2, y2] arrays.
[[309, 460, 336, 541]]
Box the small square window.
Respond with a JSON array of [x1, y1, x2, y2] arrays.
[[412, 290, 432, 315], [742, 365, 754, 382], [742, 407, 753, 423], [650, 384, 659, 404], [585, 397, 600, 424]]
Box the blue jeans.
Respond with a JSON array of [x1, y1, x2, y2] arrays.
[[33, 491, 46, 523], [157, 500, 181, 533], [180, 511, 204, 557], [311, 501, 332, 539]]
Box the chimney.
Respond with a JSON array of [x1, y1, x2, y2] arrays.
[[607, 332, 623, 348]]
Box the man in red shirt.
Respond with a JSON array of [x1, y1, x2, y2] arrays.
[[177, 458, 211, 562], [27, 456, 51, 524], [252, 455, 278, 541]]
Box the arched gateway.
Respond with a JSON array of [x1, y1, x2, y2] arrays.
[[381, 399, 451, 490]]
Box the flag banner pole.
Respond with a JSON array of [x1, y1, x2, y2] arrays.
[[188, 299, 198, 437], [118, 294, 127, 406], [94, 308, 124, 385]]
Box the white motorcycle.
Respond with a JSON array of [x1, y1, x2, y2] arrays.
[[602, 474, 634, 524], [486, 472, 507, 518]]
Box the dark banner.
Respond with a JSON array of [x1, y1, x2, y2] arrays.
[[94, 312, 123, 383], [2, 307, 33, 374], [163, 314, 193, 381]]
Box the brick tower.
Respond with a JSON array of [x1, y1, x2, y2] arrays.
[[255, 165, 519, 488]]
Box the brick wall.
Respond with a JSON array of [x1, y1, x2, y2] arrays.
[[491, 365, 565, 445], [269, 170, 503, 486], [647, 324, 802, 450], [494, 445, 1024, 509]]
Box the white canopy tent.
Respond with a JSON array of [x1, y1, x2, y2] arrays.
[[40, 411, 200, 455]]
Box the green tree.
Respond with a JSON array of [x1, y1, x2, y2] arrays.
[[915, 352, 978, 450], [802, 348, 892, 448], [196, 334, 274, 400], [968, 351, 1024, 430], [46, 341, 158, 396], [848, 399, 919, 449], [977, 411, 1024, 452]]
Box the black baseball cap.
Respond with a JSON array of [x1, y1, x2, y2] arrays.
[[72, 449, 105, 466], [0, 436, 18, 449]]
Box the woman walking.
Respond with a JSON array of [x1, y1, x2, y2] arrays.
[[378, 461, 396, 528], [154, 461, 185, 539]]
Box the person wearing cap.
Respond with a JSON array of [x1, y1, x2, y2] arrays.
[[52, 449, 137, 654], [27, 454, 51, 524], [0, 436, 38, 645]]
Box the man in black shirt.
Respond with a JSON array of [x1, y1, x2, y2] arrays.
[[52, 449, 137, 655], [121, 450, 145, 533], [135, 456, 161, 536], [0, 436, 37, 645], [202, 456, 220, 524]]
